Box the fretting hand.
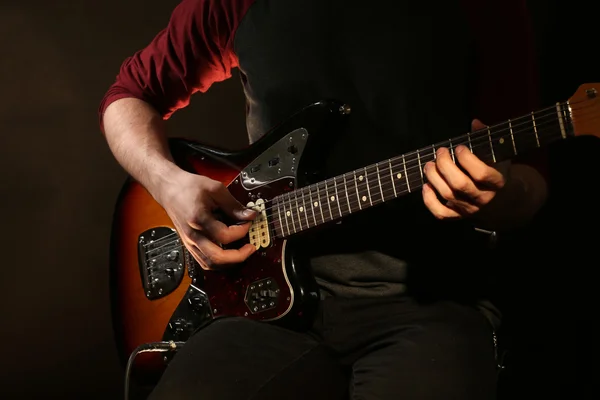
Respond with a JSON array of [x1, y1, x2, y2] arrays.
[[422, 119, 506, 220]]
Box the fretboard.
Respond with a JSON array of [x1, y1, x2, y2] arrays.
[[272, 102, 572, 238]]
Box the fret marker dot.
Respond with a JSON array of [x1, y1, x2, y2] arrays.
[[396, 173, 402, 179], [313, 202, 319, 207], [362, 196, 367, 202], [499, 138, 505, 144], [359, 175, 364, 181], [330, 196, 335, 201], [286, 211, 291, 217], [299, 206, 304, 212]]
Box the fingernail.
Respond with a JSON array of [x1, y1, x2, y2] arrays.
[[242, 208, 255, 216], [455, 145, 465, 154]]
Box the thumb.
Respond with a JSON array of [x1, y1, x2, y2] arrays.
[[211, 185, 257, 221], [471, 118, 487, 131]]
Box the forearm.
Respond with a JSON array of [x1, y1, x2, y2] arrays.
[[102, 97, 186, 204], [475, 162, 548, 231]]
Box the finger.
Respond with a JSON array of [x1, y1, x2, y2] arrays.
[[422, 184, 461, 220], [424, 160, 480, 214], [192, 233, 256, 269], [423, 159, 455, 201], [208, 182, 257, 221], [186, 244, 214, 270], [471, 118, 487, 131], [201, 216, 253, 245], [454, 145, 505, 189], [434, 147, 481, 200]]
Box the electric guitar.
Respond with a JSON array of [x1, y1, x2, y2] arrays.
[[109, 83, 600, 378]]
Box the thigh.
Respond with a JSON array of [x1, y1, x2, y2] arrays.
[[148, 317, 348, 400], [350, 301, 498, 400]]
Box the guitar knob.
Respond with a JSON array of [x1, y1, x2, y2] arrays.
[[188, 296, 205, 312], [171, 318, 186, 334]]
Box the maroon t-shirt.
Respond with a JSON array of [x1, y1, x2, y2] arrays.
[[99, 0, 538, 304]]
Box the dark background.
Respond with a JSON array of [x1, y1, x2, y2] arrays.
[[0, 0, 596, 399]]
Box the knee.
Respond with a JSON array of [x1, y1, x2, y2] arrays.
[[186, 316, 261, 343]]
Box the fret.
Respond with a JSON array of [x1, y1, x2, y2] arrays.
[[375, 163, 387, 201], [307, 186, 318, 227], [538, 109, 561, 147], [388, 160, 397, 197], [363, 167, 374, 205], [315, 183, 326, 223], [513, 112, 541, 153], [389, 159, 410, 196], [520, 108, 562, 151], [321, 181, 334, 221], [379, 160, 397, 201], [404, 154, 424, 191], [488, 122, 516, 163], [282, 193, 296, 234], [332, 176, 347, 217], [448, 138, 456, 163], [276, 199, 285, 237], [402, 154, 411, 192], [288, 192, 302, 233], [416, 151, 424, 184], [353, 171, 362, 210], [418, 147, 436, 166], [487, 127, 496, 163], [279, 196, 290, 236], [531, 112, 540, 147], [292, 194, 305, 231], [467, 131, 473, 152], [342, 174, 353, 214], [293, 193, 302, 231], [432, 144, 437, 160], [365, 165, 383, 205], [300, 190, 310, 229], [556, 102, 567, 139], [508, 119, 517, 155]]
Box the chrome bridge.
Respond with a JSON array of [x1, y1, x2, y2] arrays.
[[138, 227, 186, 300]]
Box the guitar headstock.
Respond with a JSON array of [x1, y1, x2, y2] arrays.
[[569, 83, 600, 139]]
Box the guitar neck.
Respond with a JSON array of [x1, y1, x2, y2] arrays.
[[272, 101, 572, 238]]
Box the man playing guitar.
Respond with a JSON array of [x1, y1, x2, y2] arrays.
[[99, 0, 548, 398]]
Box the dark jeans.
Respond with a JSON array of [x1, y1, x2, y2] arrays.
[[148, 296, 498, 400]]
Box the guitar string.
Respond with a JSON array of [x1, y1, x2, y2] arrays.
[[142, 108, 584, 259], [142, 105, 585, 256], [142, 111, 562, 255], [271, 126, 566, 238], [260, 100, 596, 218]]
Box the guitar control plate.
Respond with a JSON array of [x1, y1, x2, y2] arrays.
[[244, 277, 280, 314], [138, 227, 185, 300], [240, 128, 308, 190], [163, 284, 213, 343]]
